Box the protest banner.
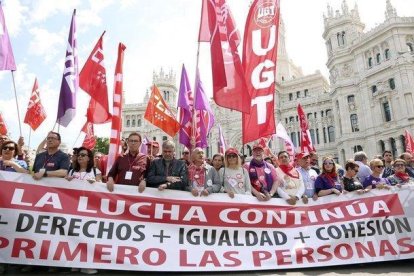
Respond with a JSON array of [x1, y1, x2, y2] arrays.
[[0, 171, 413, 271]]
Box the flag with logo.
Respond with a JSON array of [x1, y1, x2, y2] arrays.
[[298, 103, 316, 154], [107, 43, 126, 173], [0, 2, 16, 71], [194, 68, 214, 148], [178, 64, 194, 149], [56, 9, 78, 127], [404, 130, 414, 155], [198, 0, 250, 113], [0, 112, 7, 135], [242, 0, 280, 144], [81, 121, 96, 150], [79, 32, 112, 124], [23, 78, 47, 131], [144, 85, 180, 137]]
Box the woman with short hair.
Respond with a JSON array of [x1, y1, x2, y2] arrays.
[[387, 159, 413, 186], [363, 158, 391, 190], [0, 140, 28, 173]]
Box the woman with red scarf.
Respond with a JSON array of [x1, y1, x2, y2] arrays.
[[387, 159, 413, 186], [315, 156, 343, 197], [275, 151, 305, 205]]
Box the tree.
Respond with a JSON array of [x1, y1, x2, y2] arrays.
[[95, 136, 109, 154]]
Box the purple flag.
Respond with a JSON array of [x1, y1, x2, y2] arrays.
[[57, 9, 78, 127], [194, 68, 215, 148], [178, 64, 194, 149], [140, 136, 149, 155], [0, 3, 16, 71]]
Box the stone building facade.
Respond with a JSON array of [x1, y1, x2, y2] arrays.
[[122, 0, 414, 164]]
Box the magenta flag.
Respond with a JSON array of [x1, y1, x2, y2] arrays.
[[140, 136, 149, 155], [178, 64, 194, 150], [0, 3, 16, 71], [57, 10, 78, 127], [194, 68, 215, 148]]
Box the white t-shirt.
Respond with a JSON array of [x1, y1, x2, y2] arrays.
[[70, 168, 101, 182]]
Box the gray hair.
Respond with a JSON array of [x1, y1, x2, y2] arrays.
[[162, 140, 175, 149], [354, 151, 367, 162]]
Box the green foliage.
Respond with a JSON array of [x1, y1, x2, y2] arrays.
[[95, 136, 109, 154]]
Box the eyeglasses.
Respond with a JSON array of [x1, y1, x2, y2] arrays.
[[46, 137, 59, 141], [78, 153, 88, 157], [324, 162, 334, 165], [128, 139, 140, 143], [227, 154, 238, 158], [2, 146, 15, 151], [353, 169, 359, 173]]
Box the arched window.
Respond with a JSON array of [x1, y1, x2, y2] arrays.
[[323, 127, 327, 143], [291, 132, 298, 147], [126, 120, 130, 127], [137, 119, 142, 127], [289, 116, 294, 122], [353, 145, 363, 153], [326, 109, 332, 116], [316, 128, 320, 144], [307, 113, 312, 119], [384, 49, 390, 59], [383, 101, 392, 122], [328, 126, 335, 142], [296, 91, 300, 98], [390, 138, 397, 157], [341, 31, 346, 45], [407, 43, 413, 52], [304, 89, 308, 97], [350, 114, 359, 132], [310, 129, 316, 144], [347, 95, 355, 103], [376, 53, 381, 64], [368, 57, 373, 68], [401, 135, 406, 152], [132, 119, 136, 127], [389, 78, 395, 90], [285, 118, 288, 124], [372, 85, 377, 94], [289, 93, 293, 101]]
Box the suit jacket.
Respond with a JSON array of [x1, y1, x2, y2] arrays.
[[147, 158, 188, 191]]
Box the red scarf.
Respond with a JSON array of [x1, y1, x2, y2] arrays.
[[395, 171, 410, 183], [323, 171, 338, 187], [279, 164, 299, 179]]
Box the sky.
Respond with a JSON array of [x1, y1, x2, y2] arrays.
[[0, 0, 413, 150]]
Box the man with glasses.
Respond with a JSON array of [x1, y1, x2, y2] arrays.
[[399, 152, 414, 178], [296, 152, 319, 203], [107, 132, 149, 192], [354, 151, 372, 183], [32, 131, 70, 180], [180, 148, 191, 166]]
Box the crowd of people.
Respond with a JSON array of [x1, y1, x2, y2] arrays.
[[0, 131, 413, 274]]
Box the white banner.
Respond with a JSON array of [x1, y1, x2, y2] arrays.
[[0, 171, 413, 271]]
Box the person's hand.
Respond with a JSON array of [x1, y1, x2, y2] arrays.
[[191, 188, 199, 197], [302, 195, 309, 204], [2, 160, 15, 167], [33, 172, 44, 180], [87, 178, 96, 184], [286, 196, 297, 205], [312, 194, 318, 201], [106, 178, 115, 192], [201, 189, 209, 196], [332, 188, 341, 195], [65, 175, 74, 181], [158, 183, 168, 191], [227, 190, 235, 198], [167, 176, 181, 183], [256, 193, 267, 201], [138, 180, 146, 193]]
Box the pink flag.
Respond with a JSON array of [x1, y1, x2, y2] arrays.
[[81, 121, 96, 150], [298, 104, 316, 154], [404, 130, 414, 155], [242, 0, 280, 144], [0, 3, 16, 71]]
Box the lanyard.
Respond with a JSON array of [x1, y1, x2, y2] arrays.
[[43, 153, 56, 168]]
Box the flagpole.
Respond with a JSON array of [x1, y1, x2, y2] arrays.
[[11, 71, 22, 136], [191, 42, 201, 152], [71, 130, 82, 149], [27, 127, 31, 154]]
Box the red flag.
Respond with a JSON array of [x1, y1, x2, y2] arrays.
[[0, 112, 7, 135], [298, 104, 316, 154], [79, 32, 111, 124], [23, 78, 47, 131], [242, 0, 280, 144], [144, 85, 180, 137], [81, 121, 96, 149], [404, 130, 414, 155], [258, 136, 272, 156], [107, 43, 126, 173], [200, 0, 250, 113]]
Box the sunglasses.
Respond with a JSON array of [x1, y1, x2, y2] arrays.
[[2, 146, 15, 151], [375, 165, 384, 168], [227, 154, 238, 158], [78, 153, 88, 157], [353, 169, 359, 173]]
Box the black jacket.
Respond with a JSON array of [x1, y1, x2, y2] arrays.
[[147, 158, 188, 191]]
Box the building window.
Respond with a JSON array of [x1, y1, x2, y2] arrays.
[[368, 57, 373, 68], [310, 129, 316, 144], [326, 109, 332, 116], [376, 53, 381, 64], [296, 116, 298, 122], [307, 113, 312, 119], [350, 114, 359, 132], [289, 116, 294, 122], [137, 119, 141, 127], [297, 131, 301, 147], [289, 93, 293, 101], [316, 128, 320, 144], [304, 89, 308, 97], [371, 85, 377, 94], [321, 111, 324, 117], [285, 118, 288, 124], [328, 126, 335, 142], [296, 91, 300, 98], [163, 136, 167, 141], [384, 49, 390, 59], [323, 127, 327, 143], [408, 43, 413, 52], [353, 145, 363, 153], [291, 132, 297, 147], [126, 120, 130, 127], [337, 32, 345, 46], [132, 119, 136, 127], [282, 76, 285, 81], [389, 78, 395, 90], [347, 95, 355, 103], [314, 112, 317, 119], [383, 101, 392, 122]]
